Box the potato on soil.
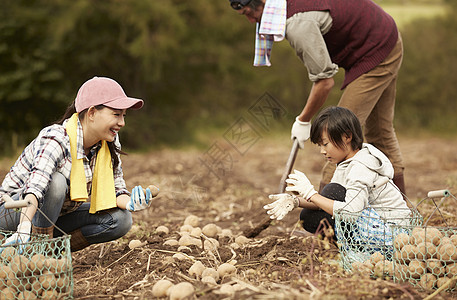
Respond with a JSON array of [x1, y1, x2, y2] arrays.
[[202, 224, 218, 238], [168, 282, 195, 300], [163, 239, 179, 247], [152, 279, 173, 298], [419, 273, 437, 291], [184, 215, 200, 227], [128, 239, 144, 249], [408, 260, 426, 279], [202, 268, 220, 282], [188, 261, 205, 278], [217, 263, 237, 277], [201, 276, 217, 285], [180, 224, 193, 233], [394, 233, 410, 250], [234, 235, 250, 246], [156, 225, 169, 235]]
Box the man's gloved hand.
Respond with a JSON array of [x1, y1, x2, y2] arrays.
[[127, 186, 152, 212], [291, 117, 311, 149], [263, 193, 299, 220], [1, 221, 32, 252], [286, 169, 318, 200]]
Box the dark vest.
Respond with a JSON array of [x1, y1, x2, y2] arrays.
[[287, 0, 398, 89]]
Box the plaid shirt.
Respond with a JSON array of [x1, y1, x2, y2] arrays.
[[0, 118, 129, 215]]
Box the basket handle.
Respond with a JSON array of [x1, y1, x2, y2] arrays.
[[1, 194, 31, 209], [427, 189, 450, 198]]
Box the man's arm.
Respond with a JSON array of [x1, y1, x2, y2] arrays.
[[297, 77, 334, 122]]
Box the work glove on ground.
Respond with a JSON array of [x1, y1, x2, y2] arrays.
[[127, 186, 152, 212], [286, 169, 318, 200], [291, 117, 311, 149], [264, 193, 299, 220], [1, 221, 32, 253]]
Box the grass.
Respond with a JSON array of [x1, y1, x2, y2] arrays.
[[380, 3, 447, 28]]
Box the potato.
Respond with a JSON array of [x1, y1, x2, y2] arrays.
[[38, 272, 57, 290], [234, 235, 250, 246], [179, 224, 194, 233], [128, 239, 144, 249], [217, 263, 237, 277], [417, 242, 437, 259], [163, 239, 179, 247], [168, 282, 195, 300], [437, 277, 457, 290], [0, 265, 11, 280], [399, 244, 416, 263], [178, 235, 201, 247], [152, 279, 173, 298], [438, 243, 457, 261], [201, 224, 218, 238], [17, 290, 37, 300], [362, 260, 374, 272], [374, 261, 392, 278], [393, 263, 408, 282], [408, 260, 426, 279], [156, 225, 169, 235], [218, 284, 235, 295], [426, 227, 443, 246], [201, 275, 217, 285], [56, 276, 69, 292], [445, 262, 457, 276], [411, 227, 425, 244], [394, 233, 410, 250], [0, 247, 17, 263], [188, 261, 205, 278], [419, 273, 437, 291], [183, 215, 200, 227], [203, 238, 219, 251], [370, 252, 384, 265], [40, 290, 58, 300], [1, 287, 17, 299], [201, 268, 220, 282], [9, 255, 29, 276], [28, 254, 47, 273], [427, 259, 445, 277], [450, 234, 457, 246]]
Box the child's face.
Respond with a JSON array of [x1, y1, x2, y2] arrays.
[[318, 130, 357, 164]]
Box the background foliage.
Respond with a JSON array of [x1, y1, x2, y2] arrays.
[[0, 0, 455, 155]]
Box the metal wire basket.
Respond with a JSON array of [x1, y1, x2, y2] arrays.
[[391, 190, 457, 292], [333, 183, 423, 274], [0, 196, 73, 299]]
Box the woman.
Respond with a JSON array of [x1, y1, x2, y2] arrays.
[[0, 76, 155, 252]]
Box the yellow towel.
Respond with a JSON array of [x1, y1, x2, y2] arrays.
[[66, 113, 117, 214]]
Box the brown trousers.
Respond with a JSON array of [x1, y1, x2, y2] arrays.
[[321, 34, 404, 186]]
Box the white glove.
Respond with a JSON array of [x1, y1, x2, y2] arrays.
[[264, 193, 299, 220], [291, 117, 311, 149], [285, 169, 318, 200], [127, 186, 152, 212], [1, 221, 32, 252]]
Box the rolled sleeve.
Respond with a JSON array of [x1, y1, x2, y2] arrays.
[[286, 11, 338, 81]]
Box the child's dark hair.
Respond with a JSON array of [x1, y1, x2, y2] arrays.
[[310, 106, 363, 151]]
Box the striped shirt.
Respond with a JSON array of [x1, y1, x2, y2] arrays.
[[0, 118, 129, 215]]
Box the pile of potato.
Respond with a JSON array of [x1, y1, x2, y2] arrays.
[[352, 226, 457, 291], [147, 214, 249, 299], [0, 246, 71, 299]]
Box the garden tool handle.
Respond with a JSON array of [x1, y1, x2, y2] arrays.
[[279, 138, 300, 193], [427, 189, 450, 198], [1, 194, 31, 209]]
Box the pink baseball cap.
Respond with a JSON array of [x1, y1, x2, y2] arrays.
[[75, 76, 144, 113]]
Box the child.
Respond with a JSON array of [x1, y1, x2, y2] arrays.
[[0, 76, 156, 252], [264, 106, 409, 233]]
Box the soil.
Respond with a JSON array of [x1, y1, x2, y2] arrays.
[[2, 135, 457, 299]]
